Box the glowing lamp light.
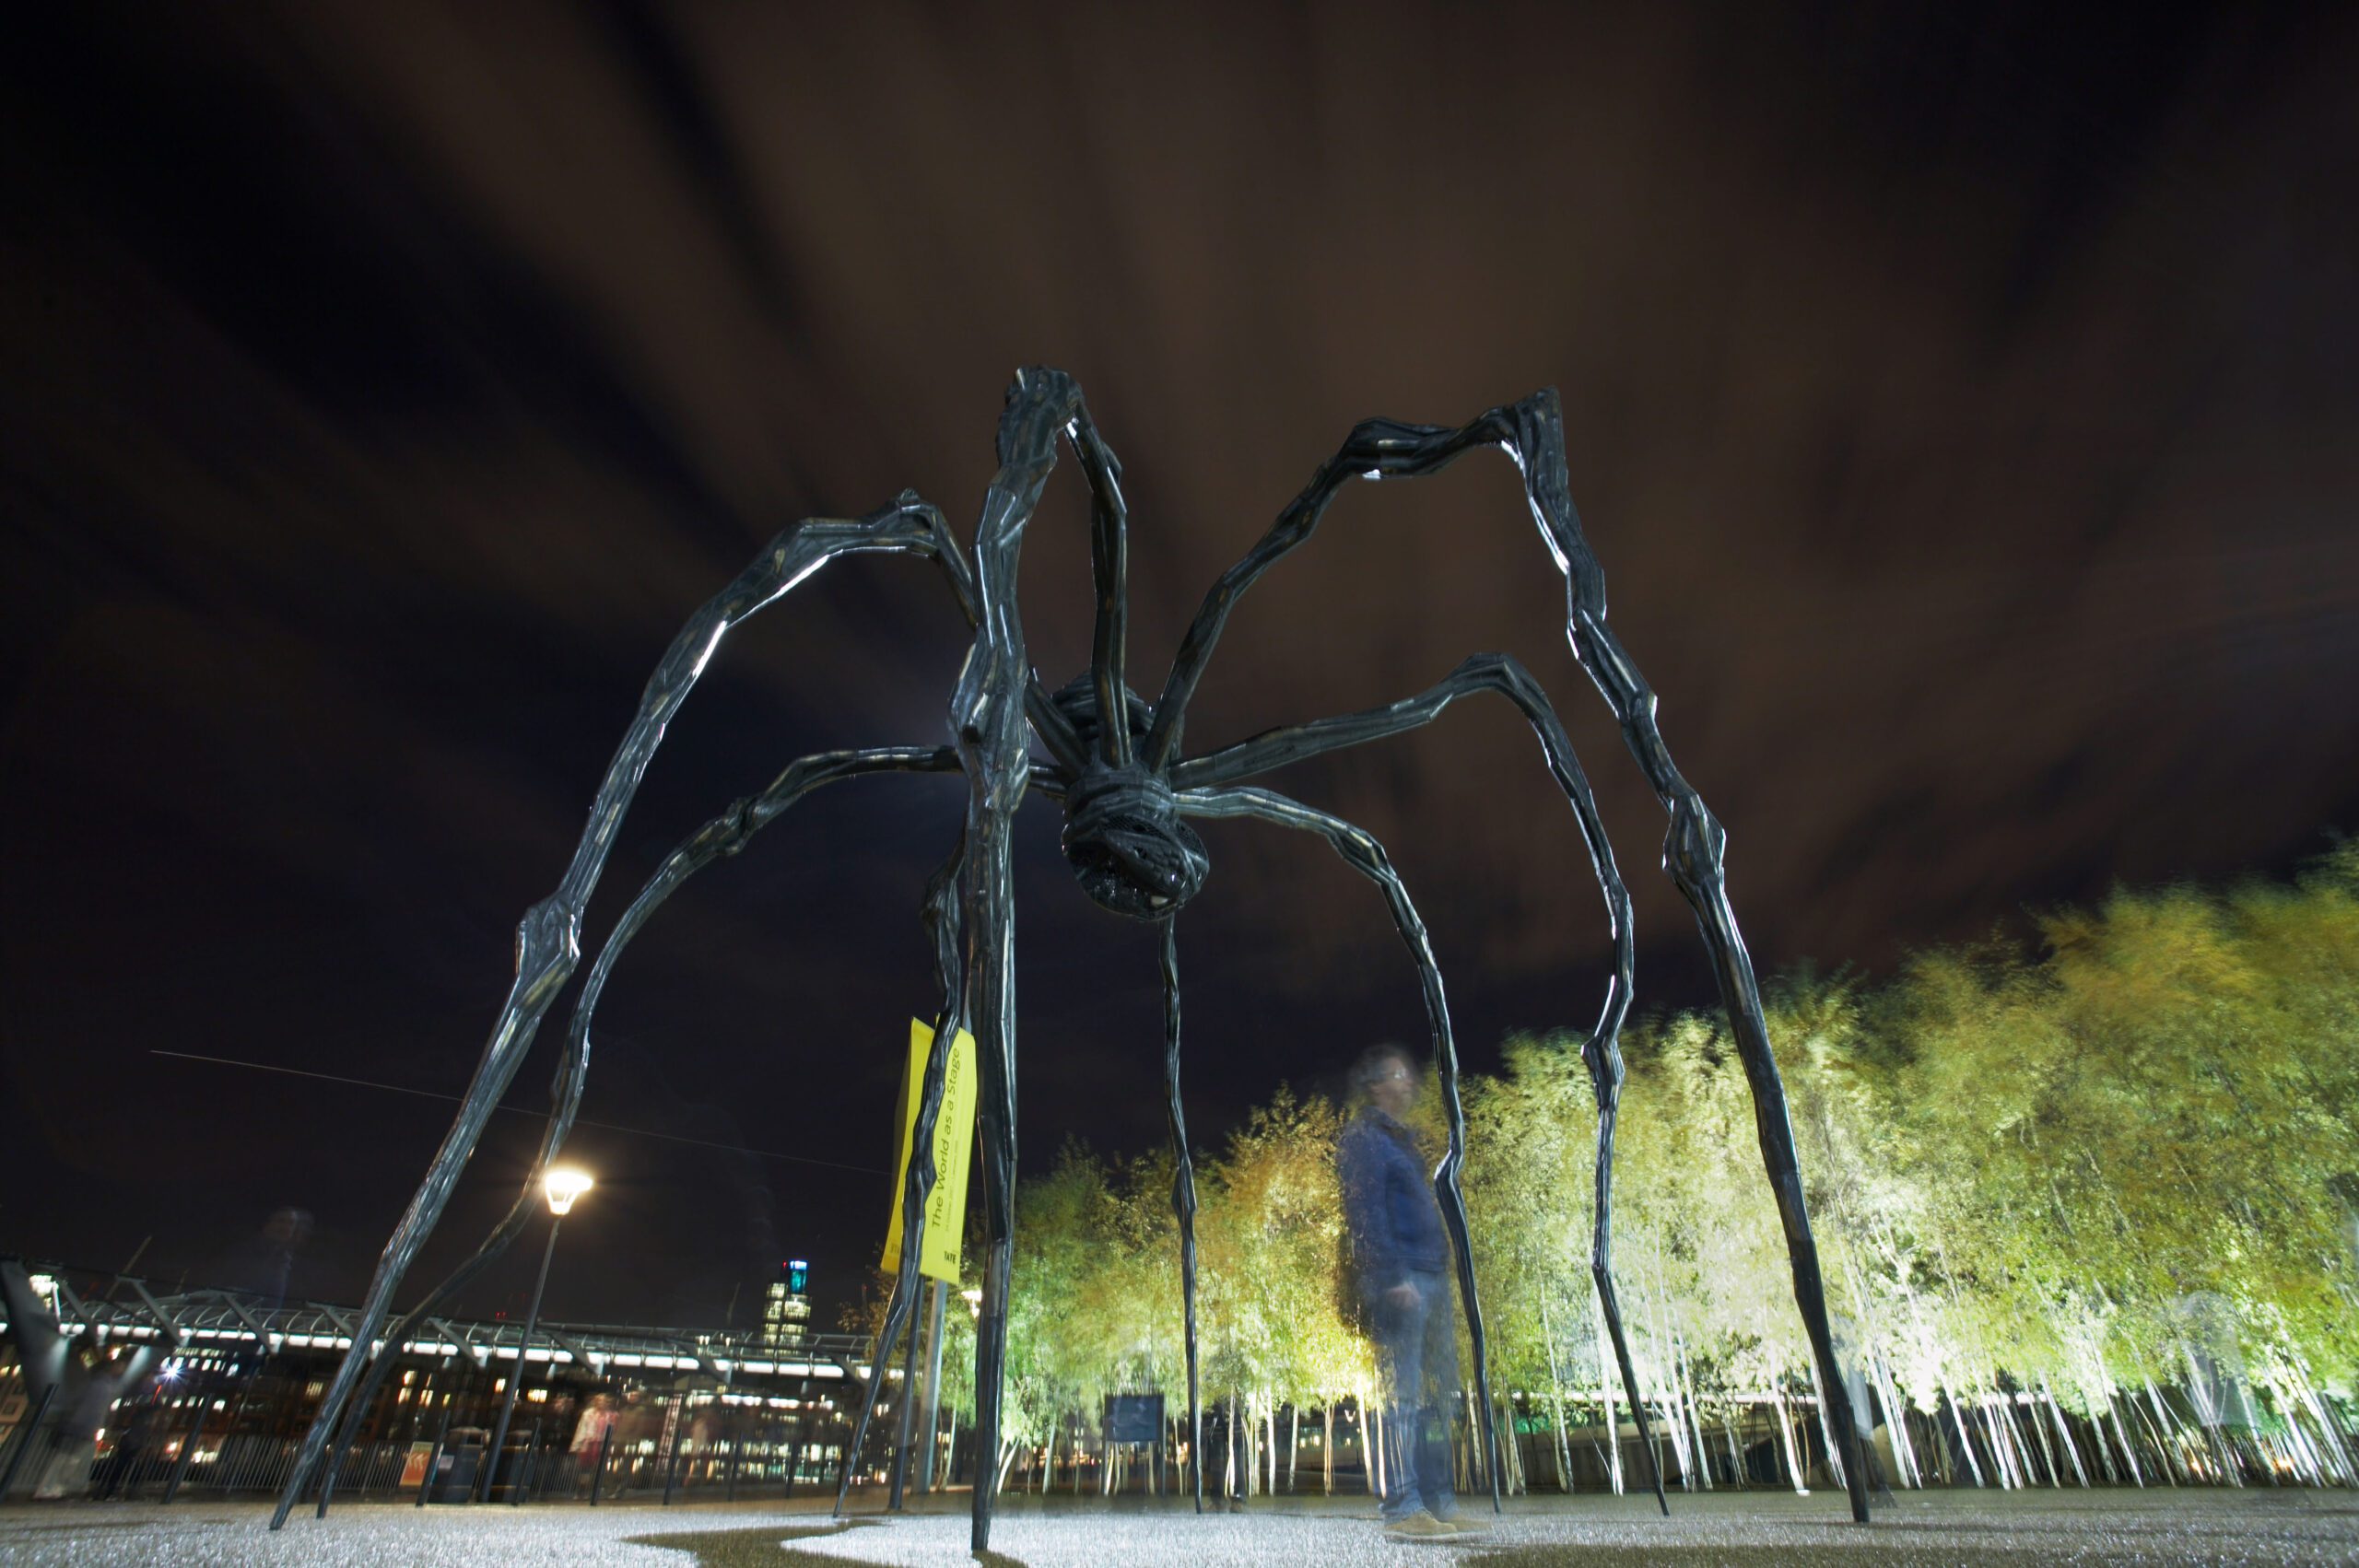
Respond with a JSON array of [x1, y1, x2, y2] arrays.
[[543, 1167, 595, 1216]]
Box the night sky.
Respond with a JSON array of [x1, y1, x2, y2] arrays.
[[5, 4, 2355, 1333]]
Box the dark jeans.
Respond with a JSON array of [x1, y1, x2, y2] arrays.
[[1371, 1268, 1458, 1522]]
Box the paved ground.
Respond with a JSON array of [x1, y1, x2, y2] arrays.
[[0, 1488, 2351, 1566]]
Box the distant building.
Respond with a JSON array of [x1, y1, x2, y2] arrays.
[[758, 1258, 812, 1352], [0, 1257, 875, 1503]]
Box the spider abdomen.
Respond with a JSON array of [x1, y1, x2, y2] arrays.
[[1061, 767, 1209, 919]]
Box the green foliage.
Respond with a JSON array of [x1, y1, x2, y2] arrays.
[[915, 843, 2359, 1445]]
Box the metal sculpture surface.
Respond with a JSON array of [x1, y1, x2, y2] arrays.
[[269, 369, 1873, 1545]]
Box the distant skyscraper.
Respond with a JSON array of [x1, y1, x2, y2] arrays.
[[759, 1258, 811, 1350]]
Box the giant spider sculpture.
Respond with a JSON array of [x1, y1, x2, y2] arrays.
[[271, 368, 1873, 1546]]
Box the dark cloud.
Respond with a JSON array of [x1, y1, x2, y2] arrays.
[[4, 2, 2355, 1325]]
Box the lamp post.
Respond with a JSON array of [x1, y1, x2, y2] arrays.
[[481, 1167, 592, 1502]]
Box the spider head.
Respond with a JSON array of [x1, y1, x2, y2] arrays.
[[1060, 768, 1209, 920]]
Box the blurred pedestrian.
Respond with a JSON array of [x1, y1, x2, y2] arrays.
[[1337, 1044, 1476, 1541]]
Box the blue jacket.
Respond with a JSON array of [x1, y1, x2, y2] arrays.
[[1338, 1107, 1449, 1290]]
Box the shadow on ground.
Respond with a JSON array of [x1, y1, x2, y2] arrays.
[[626, 1519, 1035, 1568]]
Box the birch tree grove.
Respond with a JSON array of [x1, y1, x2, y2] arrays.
[[898, 845, 2359, 1491]]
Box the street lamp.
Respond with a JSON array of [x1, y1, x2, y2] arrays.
[[481, 1167, 593, 1502]]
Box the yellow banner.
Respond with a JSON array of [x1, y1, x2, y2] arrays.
[[881, 1017, 978, 1283]]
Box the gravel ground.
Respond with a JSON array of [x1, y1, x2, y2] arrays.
[[1, 1489, 2351, 1567]]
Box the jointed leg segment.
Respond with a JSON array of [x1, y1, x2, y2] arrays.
[[273, 496, 993, 1529], [835, 827, 971, 1517], [1177, 650, 1667, 1510], [1154, 390, 1872, 1520], [1156, 919, 1205, 1513], [314, 744, 965, 1508], [1178, 784, 1505, 1512], [946, 366, 1078, 1550]]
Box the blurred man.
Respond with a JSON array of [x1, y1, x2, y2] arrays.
[[1337, 1045, 1475, 1542]]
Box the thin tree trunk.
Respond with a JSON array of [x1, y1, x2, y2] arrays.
[[2130, 1384, 2179, 1485], [2294, 1372, 2355, 1485], [1226, 1396, 1245, 1499], [2294, 1366, 2356, 1484], [1639, 1246, 1689, 1491], [1503, 1396, 1527, 1494], [2013, 1395, 2051, 1487], [1980, 1398, 2021, 1488], [1288, 1405, 1298, 1494], [2263, 1385, 2322, 1486], [2006, 1398, 2037, 1487], [1323, 1404, 1334, 1495], [1675, 1327, 1711, 1490], [1770, 1388, 1806, 1494], [2142, 1379, 2190, 1484], [2017, 1399, 2047, 1486], [1264, 1398, 1276, 1497], [1540, 1293, 1573, 1493], [1872, 1349, 1919, 1489], [2180, 1350, 2246, 1487], [1937, 1376, 1986, 1487], [2038, 1383, 2087, 1487], [1246, 1393, 1260, 1499], [2095, 1396, 2132, 1480]]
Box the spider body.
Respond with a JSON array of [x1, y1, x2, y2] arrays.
[[1050, 691, 1203, 920], [274, 368, 1876, 1548], [1061, 765, 1209, 918]]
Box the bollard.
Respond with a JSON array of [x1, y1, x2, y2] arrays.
[[160, 1367, 217, 1505], [511, 1419, 539, 1506], [661, 1398, 687, 1506], [417, 1402, 455, 1509], [724, 1403, 742, 1503]]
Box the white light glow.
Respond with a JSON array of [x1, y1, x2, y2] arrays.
[[544, 1167, 595, 1216]]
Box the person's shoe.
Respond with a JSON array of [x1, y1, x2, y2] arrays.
[[1383, 1509, 1457, 1542]]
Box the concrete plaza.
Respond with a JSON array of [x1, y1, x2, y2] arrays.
[[0, 1487, 2350, 1566]]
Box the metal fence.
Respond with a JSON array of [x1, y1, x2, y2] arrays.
[[0, 1259, 888, 1508]]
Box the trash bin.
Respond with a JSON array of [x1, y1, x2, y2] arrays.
[[428, 1428, 487, 1503], [485, 1431, 534, 1502]]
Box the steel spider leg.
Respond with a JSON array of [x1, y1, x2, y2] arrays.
[[834, 825, 971, 1518], [1156, 917, 1206, 1514], [1070, 398, 1139, 766], [835, 768, 1075, 1509], [955, 365, 1081, 1550], [1150, 391, 1874, 1521], [827, 774, 1079, 1518], [1178, 783, 1507, 1515], [1176, 651, 1668, 1513], [272, 496, 1004, 1529], [305, 746, 963, 1510]]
